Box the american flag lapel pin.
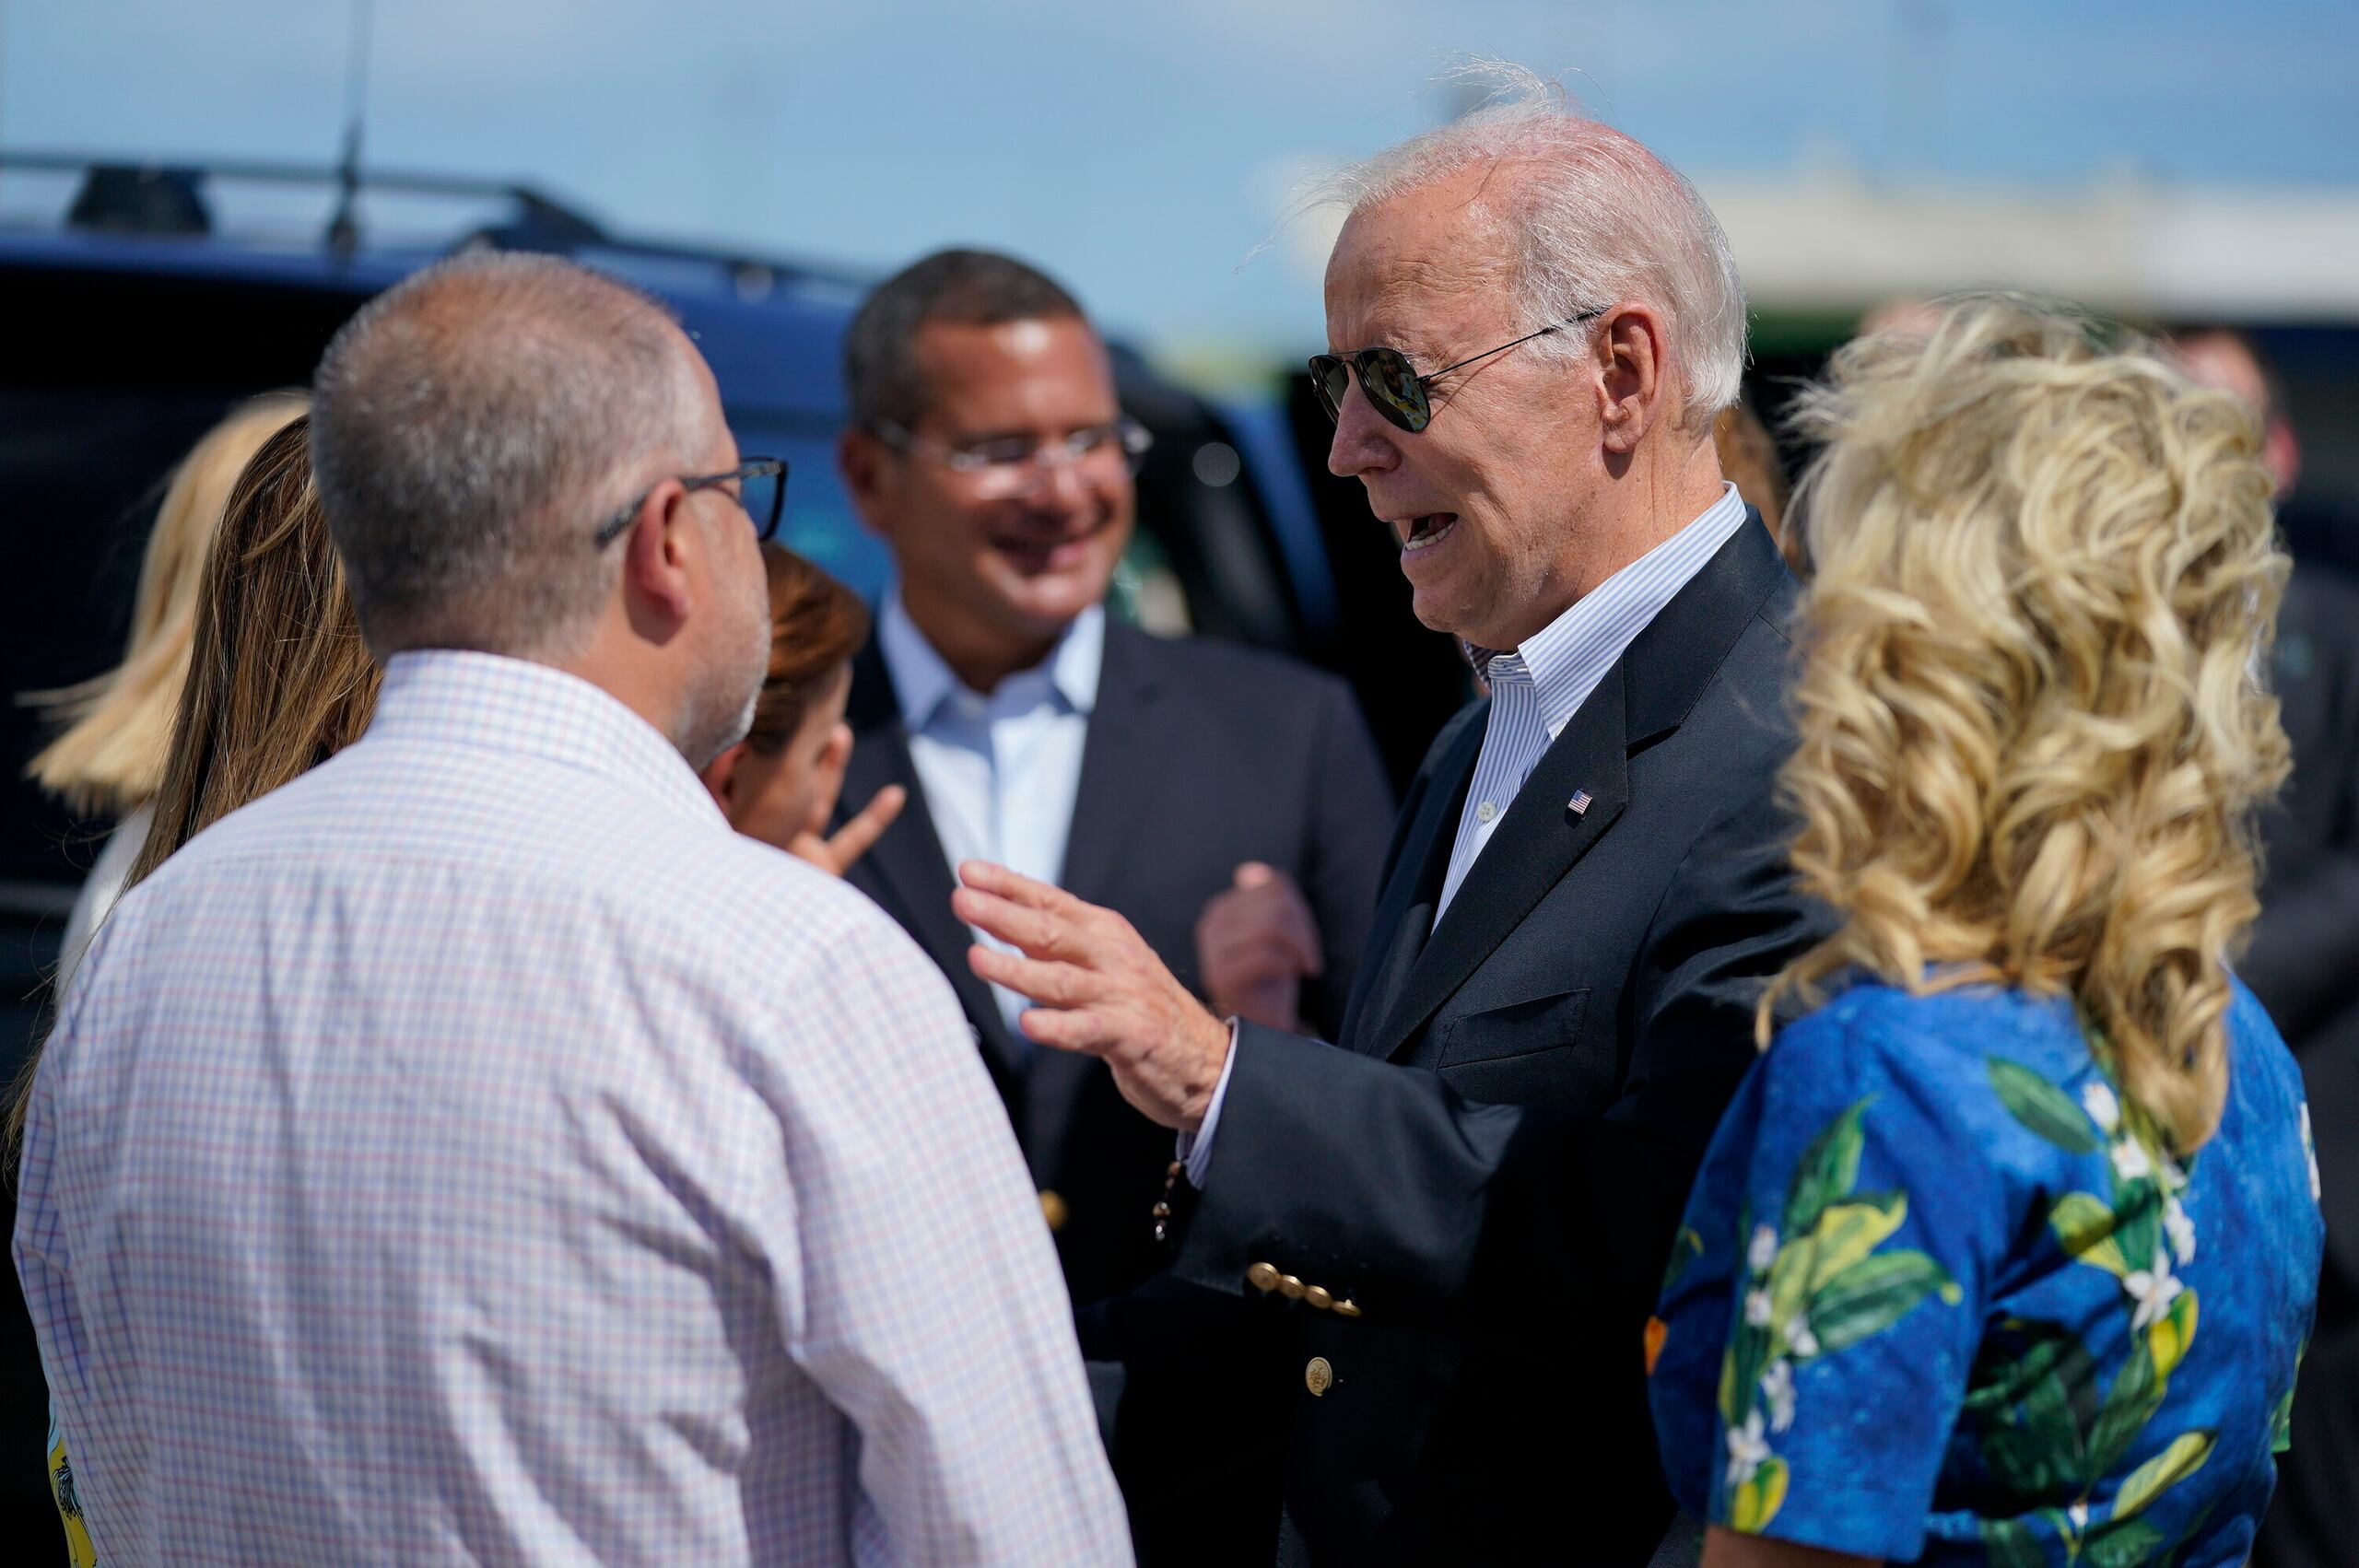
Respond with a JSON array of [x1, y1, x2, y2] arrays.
[[1568, 789, 1592, 816]]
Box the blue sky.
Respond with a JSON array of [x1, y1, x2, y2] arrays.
[[6, 0, 2355, 356]]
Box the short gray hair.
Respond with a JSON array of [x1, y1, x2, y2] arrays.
[[311, 251, 699, 656], [1309, 62, 1747, 426]]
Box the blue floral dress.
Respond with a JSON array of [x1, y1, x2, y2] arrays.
[[1649, 979, 2322, 1566]]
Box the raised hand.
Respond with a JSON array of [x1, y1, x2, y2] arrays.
[[1195, 861, 1322, 1032], [953, 860, 1231, 1130], [790, 784, 907, 877]]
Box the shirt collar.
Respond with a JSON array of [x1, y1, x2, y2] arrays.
[[1493, 482, 1752, 738], [363, 650, 726, 826], [877, 590, 1105, 725]]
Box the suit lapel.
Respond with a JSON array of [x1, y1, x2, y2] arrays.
[[1364, 666, 1631, 1062], [839, 641, 1029, 1090], [1356, 512, 1793, 1065], [1338, 707, 1485, 1051], [1058, 623, 1167, 907]]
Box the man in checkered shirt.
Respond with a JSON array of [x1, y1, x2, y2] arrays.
[[13, 253, 1130, 1565]]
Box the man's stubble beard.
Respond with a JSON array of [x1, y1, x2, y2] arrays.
[[682, 571, 772, 771]]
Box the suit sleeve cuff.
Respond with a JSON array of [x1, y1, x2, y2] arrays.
[[1174, 1017, 1241, 1188]]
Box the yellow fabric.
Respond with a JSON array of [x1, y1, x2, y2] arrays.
[[48, 1424, 96, 1568]]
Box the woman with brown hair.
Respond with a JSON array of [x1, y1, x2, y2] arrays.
[[123, 415, 381, 891], [699, 543, 902, 873], [1647, 298, 2323, 1567]]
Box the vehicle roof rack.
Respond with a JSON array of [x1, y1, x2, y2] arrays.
[[2, 151, 609, 250], [65, 165, 210, 235], [1, 150, 871, 307]]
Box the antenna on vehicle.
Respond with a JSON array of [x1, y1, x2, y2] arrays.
[[324, 0, 373, 259]]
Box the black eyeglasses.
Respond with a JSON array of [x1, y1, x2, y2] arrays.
[[1309, 310, 1604, 434], [593, 457, 788, 547]]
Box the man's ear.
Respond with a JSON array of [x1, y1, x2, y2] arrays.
[[620, 478, 695, 632], [700, 739, 746, 813], [839, 427, 907, 544], [1594, 304, 1671, 455]]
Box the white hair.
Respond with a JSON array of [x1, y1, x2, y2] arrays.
[[1307, 61, 1747, 426]]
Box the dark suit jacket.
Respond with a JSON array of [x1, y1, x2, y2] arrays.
[[2246, 568, 2359, 1296], [836, 617, 1394, 1307], [2248, 568, 2359, 1568], [1141, 519, 1829, 1565]]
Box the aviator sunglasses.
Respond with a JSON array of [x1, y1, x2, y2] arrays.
[[1309, 309, 1603, 434]]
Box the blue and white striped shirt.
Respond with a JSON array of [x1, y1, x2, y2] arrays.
[[1433, 483, 1751, 922]]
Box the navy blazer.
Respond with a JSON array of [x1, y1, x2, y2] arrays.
[[2246, 567, 2359, 1568], [834, 616, 1395, 1308], [1135, 517, 1832, 1564]]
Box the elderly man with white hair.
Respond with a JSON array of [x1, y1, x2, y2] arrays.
[[954, 68, 1828, 1564]]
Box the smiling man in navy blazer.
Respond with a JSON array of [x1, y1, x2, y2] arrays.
[[830, 249, 1394, 1319], [956, 72, 1832, 1567]]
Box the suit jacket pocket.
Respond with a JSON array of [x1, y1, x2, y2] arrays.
[[1434, 987, 1590, 1068]]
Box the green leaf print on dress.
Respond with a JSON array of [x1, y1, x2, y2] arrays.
[[1989, 1058, 2105, 1155], [1651, 984, 2320, 1564], [1971, 1055, 2219, 1560], [1715, 1094, 1962, 1534]]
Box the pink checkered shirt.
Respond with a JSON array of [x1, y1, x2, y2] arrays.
[[15, 650, 1131, 1566]]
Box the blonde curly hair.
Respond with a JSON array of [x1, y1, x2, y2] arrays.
[[1759, 296, 2289, 1156]]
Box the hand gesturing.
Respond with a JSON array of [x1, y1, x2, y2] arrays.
[[953, 860, 1231, 1130]]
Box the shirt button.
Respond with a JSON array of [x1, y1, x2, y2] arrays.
[[1476, 801, 1497, 824], [1305, 1356, 1334, 1398]]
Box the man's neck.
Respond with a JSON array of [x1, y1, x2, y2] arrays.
[[1491, 448, 1730, 652], [1602, 439, 1731, 583], [551, 635, 691, 761], [898, 591, 1067, 696]]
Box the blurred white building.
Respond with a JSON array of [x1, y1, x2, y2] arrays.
[[1702, 170, 2359, 322]]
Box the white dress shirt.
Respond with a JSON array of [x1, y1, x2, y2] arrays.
[[15, 650, 1131, 1566], [1183, 486, 1753, 1184], [878, 591, 1105, 1035]]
